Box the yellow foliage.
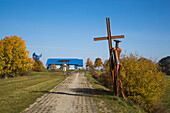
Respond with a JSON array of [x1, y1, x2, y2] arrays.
[[32, 60, 45, 72], [62, 62, 68, 70], [120, 53, 166, 112], [51, 63, 56, 70], [0, 35, 33, 77], [94, 58, 103, 69], [86, 58, 93, 66], [86, 58, 93, 70]]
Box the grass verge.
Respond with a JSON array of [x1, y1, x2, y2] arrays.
[[160, 75, 170, 113], [0, 72, 68, 113], [85, 72, 146, 113]]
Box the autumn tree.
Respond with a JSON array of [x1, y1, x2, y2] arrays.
[[62, 62, 68, 70], [51, 63, 56, 70], [85, 58, 93, 70], [94, 58, 103, 70], [32, 60, 45, 72], [0, 35, 33, 78], [0, 40, 5, 76]]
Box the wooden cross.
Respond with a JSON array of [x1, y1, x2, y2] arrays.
[[93, 17, 125, 97]]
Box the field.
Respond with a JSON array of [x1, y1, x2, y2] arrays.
[[0, 72, 67, 113]]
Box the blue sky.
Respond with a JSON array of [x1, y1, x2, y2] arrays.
[[0, 0, 170, 66]]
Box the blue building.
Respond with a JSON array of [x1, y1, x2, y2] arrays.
[[46, 58, 83, 70]]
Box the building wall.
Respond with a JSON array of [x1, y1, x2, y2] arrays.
[[46, 58, 83, 70], [47, 64, 82, 70]]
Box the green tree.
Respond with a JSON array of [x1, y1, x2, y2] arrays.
[[159, 56, 170, 75], [94, 58, 103, 70], [0, 35, 33, 78]]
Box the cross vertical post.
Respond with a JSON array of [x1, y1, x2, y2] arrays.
[[106, 18, 117, 95], [93, 17, 125, 98]]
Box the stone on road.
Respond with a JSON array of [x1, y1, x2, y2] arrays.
[[23, 72, 98, 113]]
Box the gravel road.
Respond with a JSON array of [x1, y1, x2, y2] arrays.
[[23, 72, 98, 113]]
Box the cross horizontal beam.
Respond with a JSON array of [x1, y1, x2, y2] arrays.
[[94, 35, 124, 41]]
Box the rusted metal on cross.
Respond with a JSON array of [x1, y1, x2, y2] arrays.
[[93, 17, 126, 99]]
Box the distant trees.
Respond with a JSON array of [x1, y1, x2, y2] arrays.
[[94, 58, 103, 70], [85, 58, 104, 70], [159, 56, 170, 75], [0, 35, 33, 78]]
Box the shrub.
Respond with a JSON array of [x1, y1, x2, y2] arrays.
[[91, 53, 166, 112], [99, 72, 113, 90], [120, 53, 166, 112], [32, 60, 45, 72]]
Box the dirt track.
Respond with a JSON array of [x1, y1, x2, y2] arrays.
[[23, 72, 98, 113]]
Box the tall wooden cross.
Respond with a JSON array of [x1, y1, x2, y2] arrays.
[[93, 17, 124, 97]]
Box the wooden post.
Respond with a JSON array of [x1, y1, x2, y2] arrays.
[[106, 18, 117, 95], [93, 17, 125, 98]]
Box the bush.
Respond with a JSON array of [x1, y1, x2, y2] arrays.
[[92, 70, 100, 80], [32, 60, 45, 72], [99, 72, 113, 90], [120, 53, 166, 112], [90, 53, 166, 112]]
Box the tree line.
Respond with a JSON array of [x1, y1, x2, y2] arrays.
[[86, 56, 170, 75]]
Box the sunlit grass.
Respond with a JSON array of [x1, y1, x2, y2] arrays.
[[160, 75, 170, 112], [0, 72, 67, 113]]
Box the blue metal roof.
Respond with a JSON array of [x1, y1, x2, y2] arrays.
[[46, 58, 83, 66]]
